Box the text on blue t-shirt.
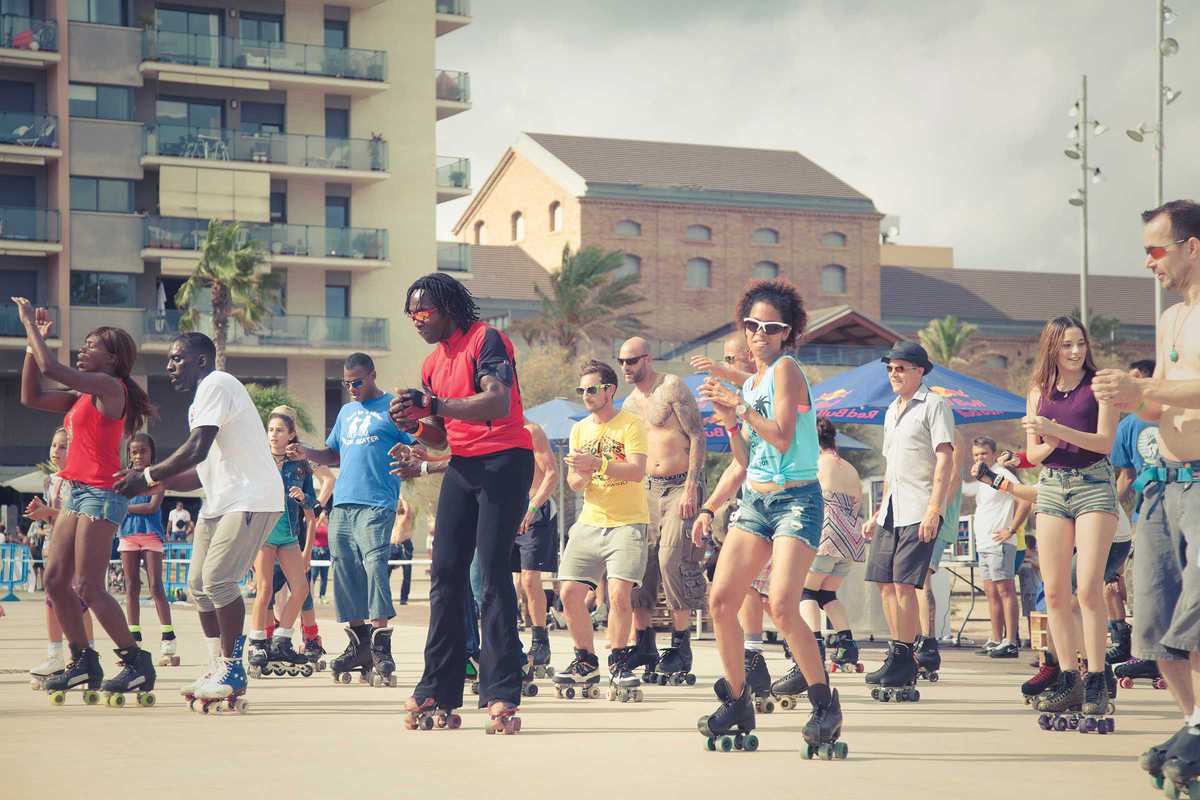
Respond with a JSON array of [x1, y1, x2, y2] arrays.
[[327, 392, 413, 510]]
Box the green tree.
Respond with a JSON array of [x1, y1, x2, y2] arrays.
[[175, 220, 275, 372], [512, 245, 644, 359], [245, 383, 314, 434], [1069, 307, 1124, 356], [918, 315, 979, 365]]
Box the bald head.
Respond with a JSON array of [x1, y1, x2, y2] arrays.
[[724, 335, 753, 374], [618, 336, 653, 385]]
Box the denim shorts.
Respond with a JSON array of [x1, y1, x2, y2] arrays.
[[730, 482, 823, 549], [63, 482, 129, 527], [809, 553, 851, 577], [1037, 459, 1118, 520]]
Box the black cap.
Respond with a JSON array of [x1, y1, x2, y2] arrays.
[[881, 341, 933, 375]]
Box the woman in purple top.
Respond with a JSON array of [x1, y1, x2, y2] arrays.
[[1021, 316, 1118, 719]]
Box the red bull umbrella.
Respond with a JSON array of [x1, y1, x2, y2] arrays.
[[810, 361, 1026, 425]]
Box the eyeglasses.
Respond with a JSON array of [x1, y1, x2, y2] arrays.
[[342, 378, 365, 389], [575, 384, 614, 397], [886, 365, 910, 374], [617, 354, 648, 367], [1145, 239, 1190, 260], [743, 317, 791, 336], [407, 308, 435, 323]]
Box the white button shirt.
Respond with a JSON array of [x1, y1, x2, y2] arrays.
[[877, 385, 956, 529]]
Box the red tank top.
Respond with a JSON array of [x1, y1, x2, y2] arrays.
[[59, 389, 126, 489]]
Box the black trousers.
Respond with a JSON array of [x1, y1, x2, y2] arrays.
[[416, 448, 534, 708]]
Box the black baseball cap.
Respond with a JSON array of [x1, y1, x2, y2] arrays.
[[881, 341, 933, 375]]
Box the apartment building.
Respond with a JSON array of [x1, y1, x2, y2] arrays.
[[0, 0, 472, 465]]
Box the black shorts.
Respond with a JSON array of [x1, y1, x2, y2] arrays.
[[511, 500, 558, 573], [865, 505, 939, 589], [1104, 540, 1132, 584]]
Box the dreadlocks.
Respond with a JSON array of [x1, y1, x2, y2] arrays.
[[406, 272, 480, 333]]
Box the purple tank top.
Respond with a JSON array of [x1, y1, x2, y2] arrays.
[[1037, 370, 1104, 469]]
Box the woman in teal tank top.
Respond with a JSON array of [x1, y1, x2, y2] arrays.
[[698, 280, 843, 754]]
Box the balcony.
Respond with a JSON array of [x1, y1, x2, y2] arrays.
[[143, 125, 388, 182], [0, 305, 59, 348], [0, 111, 60, 164], [142, 309, 389, 355], [435, 0, 471, 36], [794, 344, 891, 366], [436, 156, 470, 203], [141, 30, 388, 95], [437, 242, 471, 273], [435, 70, 471, 119], [0, 14, 59, 67], [0, 206, 61, 255], [142, 216, 389, 272]]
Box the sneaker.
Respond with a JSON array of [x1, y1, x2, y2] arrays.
[[975, 640, 1000, 655], [989, 642, 1019, 658]]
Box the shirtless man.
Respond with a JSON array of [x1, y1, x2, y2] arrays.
[[515, 420, 560, 675], [618, 337, 707, 682], [1093, 199, 1200, 779]]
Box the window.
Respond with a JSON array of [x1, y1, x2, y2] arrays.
[[68, 0, 125, 26], [239, 13, 282, 44], [325, 107, 349, 140], [821, 264, 847, 295], [685, 224, 712, 242], [821, 231, 847, 247], [549, 201, 562, 232], [324, 20, 348, 49], [752, 261, 779, 280], [156, 97, 223, 134], [69, 84, 133, 121], [752, 227, 780, 245], [270, 191, 287, 224], [511, 211, 524, 242], [70, 177, 133, 213], [0, 80, 34, 112], [325, 196, 350, 229], [326, 285, 349, 318], [616, 254, 641, 280], [473, 220, 485, 245], [240, 102, 284, 134], [614, 219, 641, 237], [70, 271, 136, 307], [686, 257, 712, 289], [983, 354, 1010, 369]]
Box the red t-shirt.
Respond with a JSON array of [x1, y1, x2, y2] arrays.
[[420, 322, 533, 458], [59, 392, 126, 489]]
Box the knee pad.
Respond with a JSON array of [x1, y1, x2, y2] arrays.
[[815, 589, 838, 608], [801, 588, 822, 604]]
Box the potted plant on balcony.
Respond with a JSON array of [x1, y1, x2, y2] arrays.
[[351, 230, 380, 260], [449, 166, 467, 188], [368, 132, 385, 172]]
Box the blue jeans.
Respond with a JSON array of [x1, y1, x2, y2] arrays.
[[731, 482, 823, 547], [329, 504, 395, 623], [64, 483, 129, 527]]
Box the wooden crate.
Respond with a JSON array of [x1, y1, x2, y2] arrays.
[[1030, 612, 1050, 652]]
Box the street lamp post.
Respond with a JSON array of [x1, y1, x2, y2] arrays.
[[1065, 75, 1104, 327]]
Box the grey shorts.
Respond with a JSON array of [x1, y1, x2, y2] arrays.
[[188, 511, 279, 612], [632, 476, 707, 612], [1037, 459, 1119, 520], [810, 553, 851, 578], [978, 543, 1017, 582], [1133, 463, 1200, 661], [559, 522, 648, 589], [865, 505, 938, 589]]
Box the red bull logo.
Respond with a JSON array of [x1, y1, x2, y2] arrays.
[[929, 385, 969, 399], [816, 388, 851, 407]]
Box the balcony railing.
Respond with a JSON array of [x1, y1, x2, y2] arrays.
[[0, 206, 60, 242], [436, 0, 470, 14], [144, 309, 388, 350], [437, 242, 471, 272], [0, 111, 57, 148], [436, 156, 470, 190], [0, 305, 57, 337], [145, 124, 388, 172], [794, 344, 891, 366], [143, 216, 388, 261], [1, 13, 57, 51], [143, 29, 387, 82], [435, 69, 470, 103]]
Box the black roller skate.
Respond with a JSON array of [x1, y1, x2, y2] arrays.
[[1035, 670, 1085, 731], [404, 696, 462, 730], [527, 626, 554, 679], [802, 683, 848, 760], [270, 636, 315, 678], [466, 656, 481, 695], [247, 637, 271, 678], [698, 677, 758, 752], [865, 640, 896, 685], [520, 665, 540, 697], [871, 642, 919, 702], [552, 648, 601, 700], [626, 627, 659, 683], [1143, 725, 1191, 791], [46, 644, 104, 706], [914, 635, 941, 683], [1022, 653, 1061, 706], [828, 630, 863, 674], [1104, 620, 1132, 665], [1072, 670, 1116, 734], [99, 646, 158, 708], [607, 646, 644, 703], [369, 626, 397, 687], [303, 635, 327, 672], [331, 624, 373, 685], [1115, 657, 1168, 690], [744, 649, 774, 714], [652, 628, 696, 686], [770, 660, 812, 711]]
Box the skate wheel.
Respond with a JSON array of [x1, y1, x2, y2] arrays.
[[50, 691, 66, 706], [870, 688, 880, 701], [188, 698, 197, 712], [879, 691, 890, 703], [302, 665, 314, 678], [138, 692, 155, 707], [803, 744, 816, 760], [81, 690, 100, 705], [912, 689, 920, 702], [833, 741, 849, 759], [1054, 717, 1068, 732], [316, 660, 327, 671], [1165, 781, 1182, 800], [341, 672, 353, 684], [1156, 679, 1169, 690], [370, 674, 380, 687], [420, 715, 434, 731], [634, 689, 643, 702], [607, 687, 617, 702], [928, 673, 939, 684], [588, 685, 600, 699], [780, 696, 794, 710], [1118, 677, 1132, 690], [448, 713, 462, 729], [566, 687, 576, 700], [1037, 713, 1051, 730], [200, 702, 213, 715], [1082, 718, 1096, 733], [829, 663, 838, 673], [686, 673, 697, 686], [733, 733, 744, 750], [705, 737, 717, 752], [234, 698, 249, 714], [1106, 702, 1116, 715], [856, 663, 864, 674], [719, 736, 733, 753], [819, 744, 834, 760], [744, 734, 759, 752]]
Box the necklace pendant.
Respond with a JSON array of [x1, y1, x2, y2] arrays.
[[1170, 349, 1179, 363]]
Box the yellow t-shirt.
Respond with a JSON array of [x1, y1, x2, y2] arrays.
[[569, 409, 649, 527]]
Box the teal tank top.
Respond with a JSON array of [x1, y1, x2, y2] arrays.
[[741, 355, 819, 484]]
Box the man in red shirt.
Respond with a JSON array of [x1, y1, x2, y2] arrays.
[[390, 273, 534, 733]]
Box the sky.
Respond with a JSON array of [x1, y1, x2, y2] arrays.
[[434, 0, 1199, 281]]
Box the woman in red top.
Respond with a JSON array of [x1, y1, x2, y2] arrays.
[[13, 297, 157, 701]]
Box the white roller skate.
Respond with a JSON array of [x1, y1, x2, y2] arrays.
[[30, 649, 65, 691], [159, 635, 180, 667]]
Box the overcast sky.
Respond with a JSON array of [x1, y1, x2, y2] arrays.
[[434, 1, 1199, 280]]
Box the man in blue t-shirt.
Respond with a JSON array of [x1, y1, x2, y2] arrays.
[[291, 352, 412, 684], [1105, 359, 1158, 663]]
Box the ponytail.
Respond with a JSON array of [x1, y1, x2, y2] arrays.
[[121, 375, 158, 436]]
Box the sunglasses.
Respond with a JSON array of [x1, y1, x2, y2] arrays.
[[743, 317, 791, 336], [1145, 239, 1190, 260], [407, 308, 435, 323], [575, 384, 614, 397], [886, 365, 911, 374], [723, 355, 738, 364], [617, 354, 648, 367], [342, 378, 365, 389]]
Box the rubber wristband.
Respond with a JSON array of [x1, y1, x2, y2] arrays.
[[428, 395, 440, 416], [143, 466, 158, 487], [414, 421, 427, 440], [698, 508, 715, 520], [528, 501, 538, 514], [420, 461, 429, 477]]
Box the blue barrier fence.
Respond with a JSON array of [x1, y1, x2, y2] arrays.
[[0, 543, 31, 601]]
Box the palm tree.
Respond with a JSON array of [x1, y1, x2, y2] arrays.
[[245, 383, 314, 433], [918, 314, 978, 365], [512, 245, 645, 359], [175, 220, 275, 371]]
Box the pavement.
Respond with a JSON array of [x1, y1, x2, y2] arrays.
[[0, 590, 1180, 800]]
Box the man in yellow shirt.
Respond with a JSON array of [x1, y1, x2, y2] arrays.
[[552, 360, 649, 702]]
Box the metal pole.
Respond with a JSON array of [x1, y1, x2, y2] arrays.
[[1080, 74, 1090, 327], [1154, 0, 1166, 324]]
